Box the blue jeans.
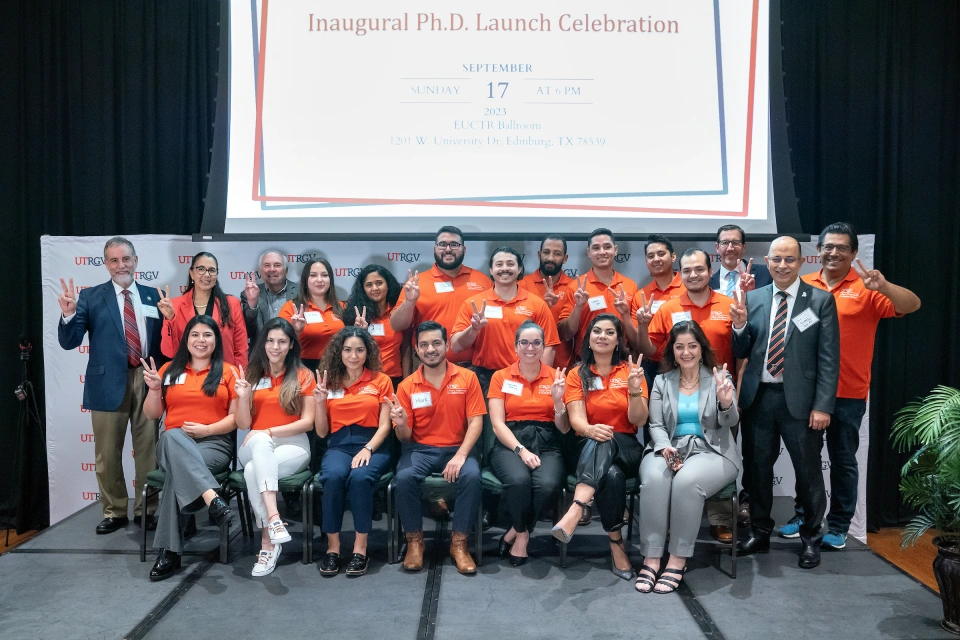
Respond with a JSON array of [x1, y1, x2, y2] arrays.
[[792, 397, 866, 534], [317, 425, 392, 534], [395, 442, 481, 535]]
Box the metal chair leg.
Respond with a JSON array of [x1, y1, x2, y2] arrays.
[[627, 492, 636, 541], [387, 481, 397, 564], [476, 503, 483, 568], [302, 480, 312, 565], [140, 484, 150, 562], [730, 493, 738, 579], [559, 487, 568, 568]]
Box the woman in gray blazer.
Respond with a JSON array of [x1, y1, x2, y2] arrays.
[[637, 321, 741, 593]]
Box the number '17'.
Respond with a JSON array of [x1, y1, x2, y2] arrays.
[[487, 82, 508, 99]]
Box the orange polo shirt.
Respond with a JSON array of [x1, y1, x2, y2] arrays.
[[250, 367, 316, 430], [395, 361, 486, 447], [488, 361, 558, 423], [324, 368, 394, 433], [394, 265, 492, 364], [632, 271, 686, 319], [452, 287, 560, 371], [563, 362, 647, 435], [558, 269, 638, 352], [520, 271, 576, 369], [803, 269, 898, 399], [279, 300, 346, 360], [646, 291, 736, 370], [369, 303, 403, 378], [159, 362, 238, 430]]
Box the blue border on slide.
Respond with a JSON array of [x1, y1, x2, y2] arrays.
[[249, 0, 729, 211]]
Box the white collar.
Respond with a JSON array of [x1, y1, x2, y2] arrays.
[[773, 278, 801, 299], [112, 280, 137, 297]]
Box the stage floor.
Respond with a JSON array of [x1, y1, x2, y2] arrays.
[[1, 498, 949, 640]]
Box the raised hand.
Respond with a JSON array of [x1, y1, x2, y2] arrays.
[[354, 306, 368, 329], [313, 370, 329, 403], [290, 304, 306, 333], [713, 364, 734, 408], [156, 285, 175, 320], [551, 367, 567, 403], [543, 275, 560, 307], [852, 259, 887, 291], [58, 277, 79, 316], [611, 284, 630, 316], [140, 357, 161, 390], [627, 355, 645, 394], [738, 258, 756, 293], [403, 269, 421, 302], [635, 292, 655, 326], [469, 300, 488, 332], [729, 289, 747, 328], [384, 394, 407, 428], [233, 365, 251, 400], [244, 273, 259, 307], [572, 275, 589, 308]]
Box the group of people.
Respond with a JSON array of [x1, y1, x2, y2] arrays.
[[57, 221, 920, 592]]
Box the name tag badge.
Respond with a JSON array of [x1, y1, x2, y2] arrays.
[[368, 323, 385, 337], [587, 295, 607, 312], [588, 377, 604, 391], [434, 281, 454, 293], [304, 311, 324, 324], [326, 388, 345, 400], [142, 305, 160, 319], [651, 300, 665, 313], [792, 308, 820, 332], [254, 377, 271, 391], [411, 391, 433, 409], [164, 373, 187, 386], [501, 380, 524, 396], [484, 305, 503, 319], [671, 311, 693, 326]]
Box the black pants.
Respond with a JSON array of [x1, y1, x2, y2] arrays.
[[572, 432, 643, 532], [488, 421, 564, 533], [746, 383, 826, 540]]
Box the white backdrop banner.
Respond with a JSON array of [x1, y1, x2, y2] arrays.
[[41, 233, 874, 541]]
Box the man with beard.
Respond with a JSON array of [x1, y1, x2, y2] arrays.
[[519, 235, 575, 369], [391, 226, 492, 365], [57, 237, 164, 534], [710, 224, 771, 295], [389, 321, 486, 574], [239, 249, 297, 345]]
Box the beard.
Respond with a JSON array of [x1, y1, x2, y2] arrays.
[[539, 260, 563, 277], [434, 250, 465, 271]]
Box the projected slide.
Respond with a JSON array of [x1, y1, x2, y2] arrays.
[[225, 0, 772, 234]]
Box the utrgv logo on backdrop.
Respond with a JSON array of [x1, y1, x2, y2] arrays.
[[81, 463, 96, 472], [230, 271, 257, 280], [179, 255, 194, 264], [287, 253, 322, 263], [81, 434, 95, 442], [134, 271, 159, 281], [335, 267, 363, 277], [563, 268, 579, 278], [82, 492, 99, 501], [614, 254, 630, 263], [387, 253, 420, 263], [75, 256, 105, 266], [78, 346, 90, 354]]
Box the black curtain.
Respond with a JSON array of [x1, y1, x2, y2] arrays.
[[1, 0, 957, 532], [780, 0, 960, 528], [0, 0, 220, 531]]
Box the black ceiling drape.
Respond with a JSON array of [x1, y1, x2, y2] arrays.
[[1, 0, 957, 532]]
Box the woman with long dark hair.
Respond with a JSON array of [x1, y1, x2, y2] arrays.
[[552, 313, 648, 581], [314, 327, 394, 577], [141, 315, 238, 581], [279, 258, 345, 370], [158, 251, 248, 366], [342, 264, 411, 387], [235, 317, 316, 577]]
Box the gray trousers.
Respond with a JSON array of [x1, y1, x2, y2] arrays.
[[153, 428, 232, 553], [638, 444, 738, 558]]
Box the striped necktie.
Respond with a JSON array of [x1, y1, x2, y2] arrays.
[[122, 290, 143, 367], [766, 291, 788, 377], [724, 270, 739, 297]]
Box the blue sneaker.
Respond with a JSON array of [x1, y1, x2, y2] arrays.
[[778, 515, 803, 538], [822, 530, 847, 549]]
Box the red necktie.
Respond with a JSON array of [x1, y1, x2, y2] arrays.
[[122, 290, 142, 367], [766, 292, 788, 377]]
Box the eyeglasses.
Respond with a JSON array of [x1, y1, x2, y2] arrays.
[[717, 240, 744, 248], [517, 339, 544, 348], [821, 244, 852, 254], [767, 256, 798, 265], [193, 266, 218, 275], [435, 242, 463, 250]]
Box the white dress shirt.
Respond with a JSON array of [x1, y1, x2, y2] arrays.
[[717, 264, 740, 296], [732, 278, 801, 383]]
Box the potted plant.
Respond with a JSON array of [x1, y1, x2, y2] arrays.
[[892, 385, 960, 635]]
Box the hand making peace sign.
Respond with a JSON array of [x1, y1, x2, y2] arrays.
[[729, 289, 747, 328], [384, 394, 407, 428], [713, 364, 734, 408], [140, 357, 162, 390], [403, 269, 421, 302], [289, 304, 307, 333], [244, 273, 260, 307], [852, 258, 887, 291], [551, 367, 567, 403], [353, 306, 369, 329], [542, 275, 560, 307], [738, 258, 756, 293], [469, 300, 488, 332], [635, 292, 656, 326], [627, 354, 645, 394], [156, 285, 175, 320], [232, 365, 250, 400], [611, 284, 630, 316], [313, 370, 329, 404], [572, 275, 589, 308], [58, 277, 78, 316]]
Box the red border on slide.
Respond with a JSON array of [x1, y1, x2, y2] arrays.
[[251, 0, 760, 216]]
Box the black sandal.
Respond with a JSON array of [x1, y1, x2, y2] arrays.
[[635, 564, 659, 593], [653, 566, 687, 594]]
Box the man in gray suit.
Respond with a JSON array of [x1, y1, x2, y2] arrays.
[[239, 250, 297, 345], [730, 237, 839, 569]]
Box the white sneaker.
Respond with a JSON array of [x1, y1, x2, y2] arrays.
[[251, 544, 281, 577], [268, 520, 292, 544]]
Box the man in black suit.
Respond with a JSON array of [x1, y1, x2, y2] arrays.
[[710, 224, 773, 294], [58, 237, 164, 534], [730, 237, 839, 568]]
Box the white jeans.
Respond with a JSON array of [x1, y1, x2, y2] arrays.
[[238, 431, 310, 528]]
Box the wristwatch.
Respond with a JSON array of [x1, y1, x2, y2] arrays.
[[514, 445, 525, 455], [363, 444, 374, 453]]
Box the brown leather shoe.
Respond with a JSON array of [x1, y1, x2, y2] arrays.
[[403, 531, 425, 571], [578, 505, 592, 526], [710, 525, 734, 543], [449, 532, 477, 574]]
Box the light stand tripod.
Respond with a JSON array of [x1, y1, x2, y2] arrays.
[[6, 337, 43, 546]]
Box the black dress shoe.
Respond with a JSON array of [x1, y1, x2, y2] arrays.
[[498, 534, 513, 558], [736, 532, 771, 556], [149, 549, 181, 581], [319, 552, 340, 577], [482, 509, 492, 531], [207, 497, 233, 527], [134, 515, 157, 531], [96, 517, 129, 534], [509, 554, 528, 567], [345, 553, 368, 576], [798, 538, 822, 569]]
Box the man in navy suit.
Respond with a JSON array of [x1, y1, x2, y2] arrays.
[[710, 224, 773, 295], [58, 237, 164, 534]]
